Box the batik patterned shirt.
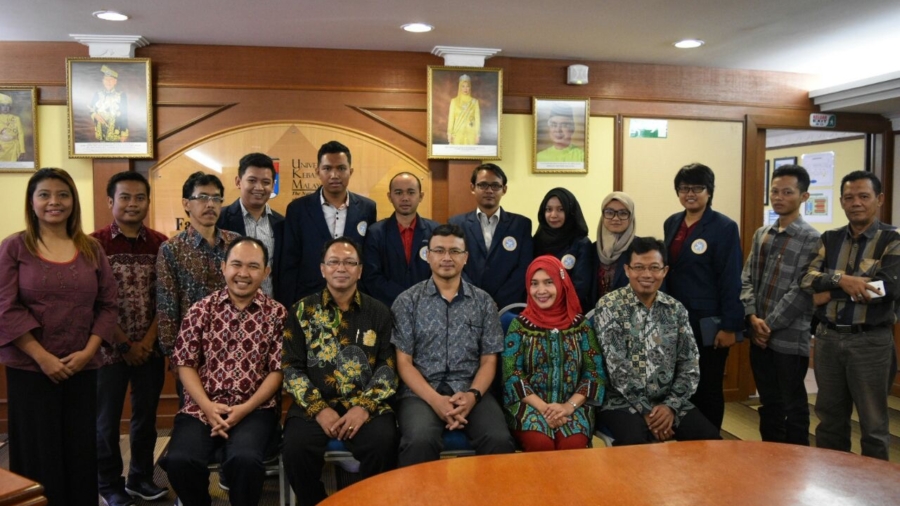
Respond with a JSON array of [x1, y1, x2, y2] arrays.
[[592, 285, 699, 425], [91, 222, 168, 365], [391, 278, 503, 399], [172, 288, 285, 425], [156, 225, 240, 354], [283, 289, 396, 420]]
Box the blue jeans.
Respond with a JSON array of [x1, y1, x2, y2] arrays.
[[96, 355, 165, 495], [814, 324, 892, 460]]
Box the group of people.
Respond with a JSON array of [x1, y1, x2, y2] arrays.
[[0, 138, 896, 506]]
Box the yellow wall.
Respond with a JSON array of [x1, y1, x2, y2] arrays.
[[494, 115, 615, 241], [765, 138, 864, 233], [623, 119, 744, 239], [0, 105, 94, 240]]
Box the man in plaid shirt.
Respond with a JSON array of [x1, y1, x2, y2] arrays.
[[741, 165, 819, 446]]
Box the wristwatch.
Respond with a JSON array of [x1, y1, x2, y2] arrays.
[[116, 341, 132, 355], [467, 388, 482, 404], [831, 272, 842, 287]]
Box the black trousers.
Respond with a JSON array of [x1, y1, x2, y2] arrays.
[[96, 355, 166, 494], [749, 344, 810, 445], [162, 409, 277, 506], [283, 412, 398, 506], [597, 407, 721, 446], [6, 367, 98, 506], [690, 344, 730, 430]]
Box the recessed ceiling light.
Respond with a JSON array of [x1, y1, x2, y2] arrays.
[[402, 23, 434, 33], [93, 10, 129, 21], [674, 39, 704, 49]]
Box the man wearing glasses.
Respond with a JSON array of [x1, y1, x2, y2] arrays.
[[157, 171, 240, 357], [392, 224, 515, 467], [282, 238, 398, 505], [278, 140, 377, 308], [593, 237, 721, 445], [449, 163, 533, 309]]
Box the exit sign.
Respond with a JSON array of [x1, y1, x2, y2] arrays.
[[810, 113, 836, 128]]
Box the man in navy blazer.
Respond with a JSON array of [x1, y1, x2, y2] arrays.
[[217, 152, 285, 297], [449, 163, 533, 309], [363, 172, 438, 307], [277, 141, 377, 308]]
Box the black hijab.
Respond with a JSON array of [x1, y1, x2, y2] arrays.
[[533, 187, 589, 258]]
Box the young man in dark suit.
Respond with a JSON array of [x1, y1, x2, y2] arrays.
[[449, 163, 532, 309], [217, 152, 284, 297], [363, 172, 438, 307], [278, 140, 377, 308]]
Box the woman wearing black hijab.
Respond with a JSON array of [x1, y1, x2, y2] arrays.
[[533, 188, 593, 312]]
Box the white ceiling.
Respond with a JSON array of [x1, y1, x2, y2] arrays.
[[4, 0, 900, 117]]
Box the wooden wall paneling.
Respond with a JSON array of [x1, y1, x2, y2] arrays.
[[613, 114, 623, 191], [429, 160, 449, 223], [447, 161, 480, 219]]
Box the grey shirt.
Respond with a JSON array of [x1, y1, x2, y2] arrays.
[[391, 278, 503, 399]]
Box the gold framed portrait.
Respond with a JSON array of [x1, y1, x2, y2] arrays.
[[532, 97, 589, 174], [67, 57, 154, 158], [0, 86, 39, 172], [427, 66, 502, 160]]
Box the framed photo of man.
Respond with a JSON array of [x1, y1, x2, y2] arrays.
[[67, 57, 154, 158], [0, 86, 38, 172], [533, 97, 589, 174], [427, 66, 502, 160]]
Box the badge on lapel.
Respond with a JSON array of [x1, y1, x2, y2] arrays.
[[357, 221, 367, 236], [502, 236, 517, 251], [691, 239, 708, 255], [561, 254, 576, 270]]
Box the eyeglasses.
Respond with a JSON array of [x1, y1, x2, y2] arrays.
[[429, 248, 467, 257], [677, 185, 706, 195], [603, 209, 631, 220], [628, 264, 665, 273], [475, 182, 504, 192], [322, 259, 360, 268], [188, 195, 224, 204]]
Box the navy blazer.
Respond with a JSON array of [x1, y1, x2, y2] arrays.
[[449, 208, 533, 309], [277, 188, 377, 308], [363, 214, 439, 307], [544, 236, 594, 314], [216, 198, 285, 288], [663, 209, 744, 335]]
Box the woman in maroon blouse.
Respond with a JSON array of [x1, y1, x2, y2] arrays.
[[0, 168, 118, 505]]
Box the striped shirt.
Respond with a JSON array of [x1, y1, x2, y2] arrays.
[[239, 200, 275, 296], [800, 220, 900, 328], [740, 217, 820, 356]]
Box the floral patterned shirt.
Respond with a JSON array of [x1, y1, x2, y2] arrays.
[[592, 285, 699, 425], [156, 225, 240, 354], [283, 289, 396, 420], [172, 288, 286, 425], [91, 222, 168, 365]]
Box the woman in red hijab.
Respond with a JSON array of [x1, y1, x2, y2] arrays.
[[502, 255, 606, 451]]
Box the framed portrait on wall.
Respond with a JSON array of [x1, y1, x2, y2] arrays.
[[0, 86, 38, 172], [427, 66, 502, 160], [67, 57, 154, 158], [773, 156, 797, 169], [533, 97, 589, 173]]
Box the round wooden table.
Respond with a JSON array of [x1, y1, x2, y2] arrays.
[[320, 441, 900, 505]]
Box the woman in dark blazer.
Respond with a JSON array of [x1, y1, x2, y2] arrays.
[[662, 163, 743, 431]]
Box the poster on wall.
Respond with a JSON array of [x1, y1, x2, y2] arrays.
[[0, 86, 38, 172], [532, 97, 589, 174], [801, 151, 835, 187], [67, 57, 154, 158], [427, 66, 502, 160], [802, 191, 833, 223]]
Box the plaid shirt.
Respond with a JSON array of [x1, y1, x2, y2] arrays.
[[801, 220, 900, 328], [740, 217, 820, 356]]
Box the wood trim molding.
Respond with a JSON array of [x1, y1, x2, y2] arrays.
[[156, 102, 238, 142], [347, 106, 427, 146]]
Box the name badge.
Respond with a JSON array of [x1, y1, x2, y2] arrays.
[[691, 239, 708, 255], [561, 254, 576, 270], [419, 246, 428, 261], [357, 221, 367, 236], [502, 236, 517, 251]]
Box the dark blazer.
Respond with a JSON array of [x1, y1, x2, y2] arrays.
[[216, 198, 285, 288], [277, 188, 377, 308], [363, 213, 439, 307], [449, 208, 533, 309], [546, 236, 594, 314], [663, 209, 744, 336]]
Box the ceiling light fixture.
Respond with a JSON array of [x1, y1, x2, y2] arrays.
[[402, 23, 434, 33], [93, 10, 129, 21], [674, 39, 704, 49]]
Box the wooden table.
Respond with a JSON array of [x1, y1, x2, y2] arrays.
[[321, 441, 900, 505], [0, 468, 45, 506]]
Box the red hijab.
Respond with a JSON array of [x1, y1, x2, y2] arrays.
[[519, 255, 583, 330]]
